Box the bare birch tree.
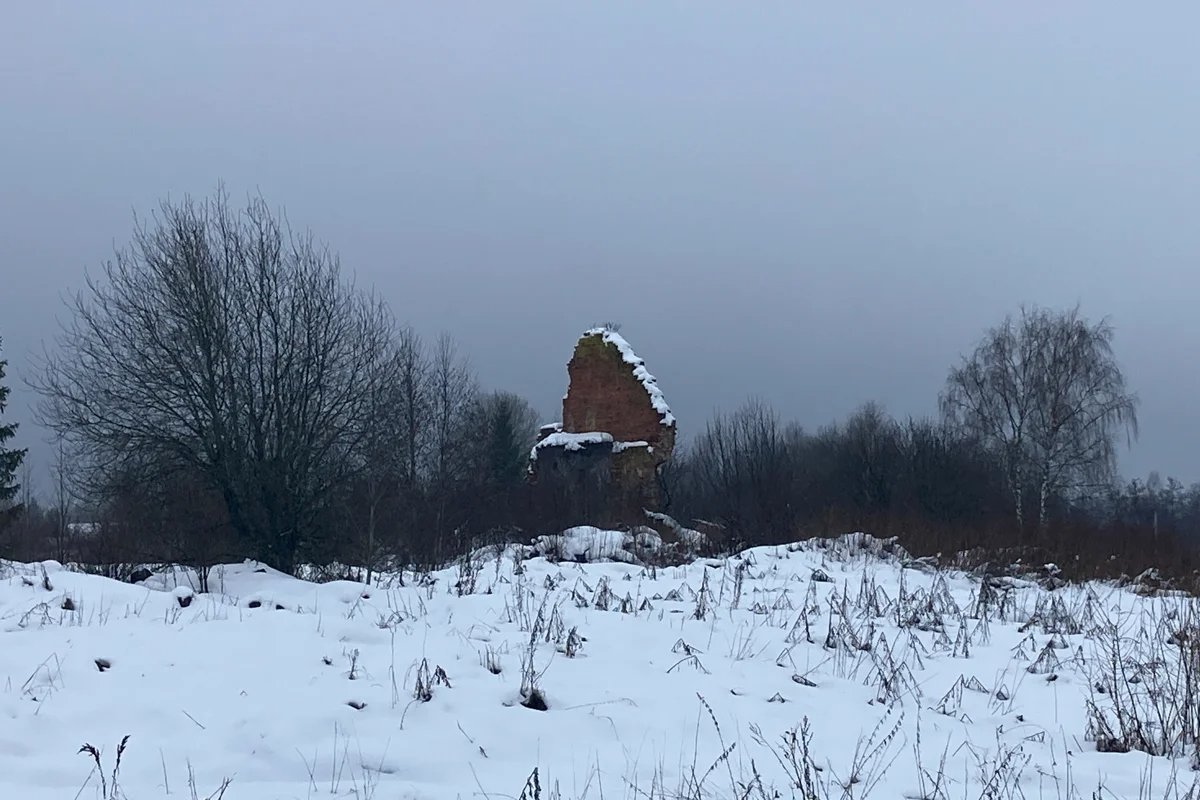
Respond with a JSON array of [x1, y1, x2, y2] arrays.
[[941, 306, 1138, 533]]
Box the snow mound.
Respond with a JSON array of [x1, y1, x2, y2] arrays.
[[529, 526, 662, 564], [643, 510, 707, 551]]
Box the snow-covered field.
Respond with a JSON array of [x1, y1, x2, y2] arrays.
[[1, 533, 1198, 799]]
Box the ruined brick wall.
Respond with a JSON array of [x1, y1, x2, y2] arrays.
[[528, 439, 614, 527], [562, 333, 672, 454], [530, 442, 661, 530], [610, 445, 662, 518], [530, 329, 676, 529]]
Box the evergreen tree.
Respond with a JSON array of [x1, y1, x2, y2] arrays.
[[0, 336, 27, 519], [476, 391, 539, 489]]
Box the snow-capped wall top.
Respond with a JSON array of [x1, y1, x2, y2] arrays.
[[529, 433, 655, 463], [581, 327, 675, 427], [529, 431, 614, 461]]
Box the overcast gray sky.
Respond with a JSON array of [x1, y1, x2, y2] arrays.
[[3, 3, 1198, 492]]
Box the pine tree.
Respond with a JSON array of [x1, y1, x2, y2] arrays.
[[0, 336, 27, 518]]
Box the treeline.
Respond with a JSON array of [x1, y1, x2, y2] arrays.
[[5, 375, 543, 586], [669, 400, 1009, 546], [1, 188, 1197, 586], [667, 400, 1200, 582], [7, 395, 1198, 586]]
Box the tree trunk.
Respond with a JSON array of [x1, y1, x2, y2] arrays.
[[366, 498, 376, 586], [1038, 477, 1050, 534], [1009, 480, 1024, 538]]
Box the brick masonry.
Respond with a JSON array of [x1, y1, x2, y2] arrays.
[[531, 330, 676, 527]]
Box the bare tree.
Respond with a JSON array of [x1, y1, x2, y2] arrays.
[[87, 456, 234, 590], [354, 322, 407, 584], [424, 333, 477, 557], [428, 334, 476, 482], [395, 326, 430, 491], [686, 398, 796, 541], [18, 459, 34, 517], [32, 189, 398, 572], [940, 305, 1138, 533], [840, 402, 902, 513], [50, 437, 78, 563], [896, 417, 1004, 525], [1147, 470, 1163, 540]]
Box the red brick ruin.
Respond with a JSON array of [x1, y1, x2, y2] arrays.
[[529, 328, 676, 529]]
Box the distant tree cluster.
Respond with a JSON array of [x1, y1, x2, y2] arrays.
[[4, 188, 1195, 587], [668, 400, 1008, 551]]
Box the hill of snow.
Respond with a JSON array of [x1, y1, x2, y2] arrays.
[[1, 533, 1197, 799]]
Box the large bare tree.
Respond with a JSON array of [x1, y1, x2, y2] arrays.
[[940, 306, 1138, 533], [33, 190, 396, 572]]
